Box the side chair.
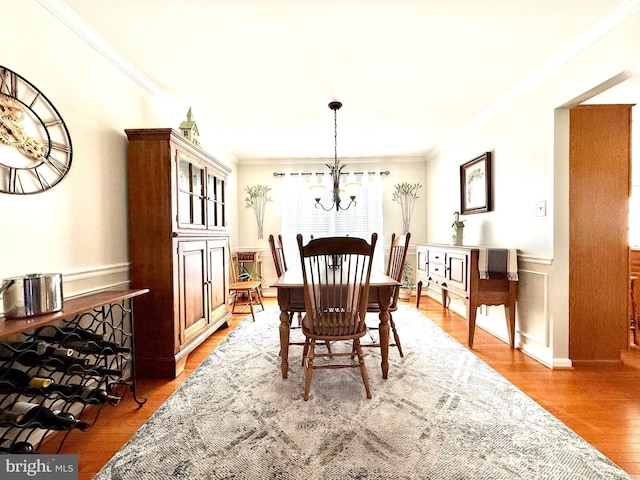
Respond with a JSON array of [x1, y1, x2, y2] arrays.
[[268, 234, 288, 277], [297, 233, 378, 401], [268, 234, 328, 356], [229, 247, 264, 321], [269, 233, 306, 326], [363, 232, 411, 357]]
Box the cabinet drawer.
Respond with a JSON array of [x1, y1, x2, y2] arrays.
[[428, 250, 446, 265], [428, 263, 446, 281]]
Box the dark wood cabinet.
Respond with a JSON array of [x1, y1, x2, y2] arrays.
[[126, 129, 231, 378]]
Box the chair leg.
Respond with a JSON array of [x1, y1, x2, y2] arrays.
[[254, 286, 264, 310], [354, 339, 372, 399], [302, 338, 310, 366], [390, 317, 403, 357], [246, 289, 256, 321], [303, 339, 316, 401]]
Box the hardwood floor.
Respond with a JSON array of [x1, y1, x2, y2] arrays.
[[43, 296, 640, 479]]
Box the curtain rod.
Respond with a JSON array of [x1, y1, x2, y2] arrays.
[[272, 170, 390, 177]]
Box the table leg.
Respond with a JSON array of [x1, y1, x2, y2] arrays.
[[278, 290, 291, 379], [467, 299, 477, 348], [376, 286, 393, 379]]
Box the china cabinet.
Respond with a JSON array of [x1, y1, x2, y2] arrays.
[[125, 129, 232, 378]]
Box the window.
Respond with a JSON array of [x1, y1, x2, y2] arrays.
[[280, 172, 384, 271]]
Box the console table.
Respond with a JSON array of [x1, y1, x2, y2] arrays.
[[415, 244, 518, 348]]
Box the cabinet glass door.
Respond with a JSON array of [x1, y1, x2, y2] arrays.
[[177, 155, 206, 228], [206, 172, 226, 229]]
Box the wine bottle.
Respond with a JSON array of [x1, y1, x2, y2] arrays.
[[0, 350, 89, 372], [34, 326, 130, 354], [7, 402, 90, 431], [0, 368, 53, 394], [0, 369, 121, 404], [0, 341, 73, 359], [0, 407, 26, 424], [48, 383, 121, 406], [0, 440, 33, 454]]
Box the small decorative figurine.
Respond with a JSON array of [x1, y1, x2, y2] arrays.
[[179, 107, 200, 145], [451, 211, 465, 246]]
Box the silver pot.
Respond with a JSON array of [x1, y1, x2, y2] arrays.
[[0, 273, 63, 319]]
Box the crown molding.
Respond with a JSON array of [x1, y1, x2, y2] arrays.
[[37, 0, 162, 96]]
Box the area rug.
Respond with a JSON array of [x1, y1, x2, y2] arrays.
[[94, 306, 631, 479]]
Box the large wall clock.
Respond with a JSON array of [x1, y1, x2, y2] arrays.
[[0, 66, 72, 194]]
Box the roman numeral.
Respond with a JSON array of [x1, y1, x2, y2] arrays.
[[0, 69, 16, 96], [28, 92, 41, 109], [6, 168, 23, 194], [43, 156, 69, 175], [44, 119, 63, 127], [50, 141, 71, 153], [29, 168, 50, 191]]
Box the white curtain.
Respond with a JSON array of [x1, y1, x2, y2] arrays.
[[280, 172, 384, 271]]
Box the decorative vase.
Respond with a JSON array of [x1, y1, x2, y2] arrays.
[[451, 211, 465, 246], [398, 287, 412, 302]]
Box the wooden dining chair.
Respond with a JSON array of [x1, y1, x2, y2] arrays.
[[229, 248, 264, 321], [268, 234, 288, 277], [297, 233, 377, 400], [269, 234, 328, 356], [363, 232, 411, 357], [269, 233, 305, 322]]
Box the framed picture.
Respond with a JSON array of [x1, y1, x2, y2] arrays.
[[460, 152, 492, 214]]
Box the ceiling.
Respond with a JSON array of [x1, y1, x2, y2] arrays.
[[60, 0, 639, 163]]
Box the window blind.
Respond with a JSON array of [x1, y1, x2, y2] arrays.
[[280, 172, 384, 271]]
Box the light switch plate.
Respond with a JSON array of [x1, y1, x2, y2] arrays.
[[536, 200, 547, 217]]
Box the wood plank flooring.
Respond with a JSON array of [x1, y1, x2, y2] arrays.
[[42, 296, 640, 479]]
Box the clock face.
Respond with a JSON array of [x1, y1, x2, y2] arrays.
[[0, 66, 72, 194]]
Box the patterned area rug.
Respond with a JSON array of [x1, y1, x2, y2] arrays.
[[95, 306, 631, 479]]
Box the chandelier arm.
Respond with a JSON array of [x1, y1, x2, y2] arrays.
[[315, 200, 336, 212], [337, 199, 357, 211]]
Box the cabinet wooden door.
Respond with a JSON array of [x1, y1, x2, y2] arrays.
[[207, 239, 228, 320], [177, 240, 208, 346], [447, 251, 468, 291], [416, 246, 428, 275]]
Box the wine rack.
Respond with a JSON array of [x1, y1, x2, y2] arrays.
[[0, 289, 148, 454]]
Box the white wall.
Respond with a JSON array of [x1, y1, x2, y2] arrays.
[[0, 3, 216, 304], [424, 9, 640, 367]]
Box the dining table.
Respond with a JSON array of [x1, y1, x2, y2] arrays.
[[272, 266, 401, 380]]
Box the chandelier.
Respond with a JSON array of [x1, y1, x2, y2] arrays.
[[310, 101, 361, 211]]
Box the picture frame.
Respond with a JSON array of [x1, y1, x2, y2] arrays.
[[460, 152, 492, 215]]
